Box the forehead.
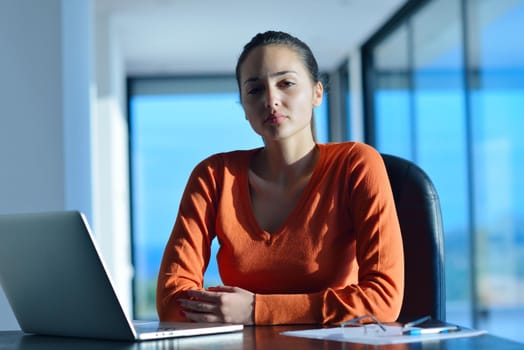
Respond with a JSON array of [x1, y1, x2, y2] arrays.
[[239, 44, 306, 80]]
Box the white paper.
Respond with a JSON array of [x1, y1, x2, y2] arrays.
[[281, 325, 487, 345]]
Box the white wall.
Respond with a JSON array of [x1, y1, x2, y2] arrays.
[[0, 0, 93, 330], [93, 10, 133, 315]]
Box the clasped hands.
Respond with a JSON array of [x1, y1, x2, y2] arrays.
[[177, 285, 254, 325]]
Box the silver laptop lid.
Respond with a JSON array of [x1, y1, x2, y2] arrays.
[[0, 211, 137, 341]]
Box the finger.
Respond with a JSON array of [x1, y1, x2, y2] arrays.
[[183, 310, 222, 323], [180, 299, 217, 313], [207, 285, 236, 293], [186, 289, 221, 302]]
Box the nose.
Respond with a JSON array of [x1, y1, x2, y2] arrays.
[[264, 86, 280, 108]]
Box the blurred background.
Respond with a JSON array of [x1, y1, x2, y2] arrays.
[[1, 0, 523, 343]]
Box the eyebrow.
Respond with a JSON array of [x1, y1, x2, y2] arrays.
[[242, 70, 297, 86]]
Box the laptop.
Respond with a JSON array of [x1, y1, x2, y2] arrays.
[[0, 211, 243, 341]]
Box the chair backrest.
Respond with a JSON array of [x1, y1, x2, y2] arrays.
[[381, 153, 446, 322]]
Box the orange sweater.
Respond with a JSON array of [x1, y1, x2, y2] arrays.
[[157, 142, 404, 325]]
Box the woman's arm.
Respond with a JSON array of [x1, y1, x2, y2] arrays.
[[156, 157, 220, 322]]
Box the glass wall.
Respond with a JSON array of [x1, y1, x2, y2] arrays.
[[128, 76, 329, 319], [373, 24, 412, 159], [466, 0, 524, 338], [411, 0, 472, 326], [364, 0, 524, 342]]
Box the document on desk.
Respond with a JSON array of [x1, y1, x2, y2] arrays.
[[281, 325, 487, 345]]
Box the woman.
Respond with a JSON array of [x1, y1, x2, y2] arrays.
[[156, 31, 404, 325]]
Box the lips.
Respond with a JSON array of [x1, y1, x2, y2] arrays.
[[264, 112, 286, 125]]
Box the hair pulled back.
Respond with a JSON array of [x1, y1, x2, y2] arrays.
[[235, 31, 320, 92]]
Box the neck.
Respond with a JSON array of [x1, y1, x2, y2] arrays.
[[256, 137, 318, 186]]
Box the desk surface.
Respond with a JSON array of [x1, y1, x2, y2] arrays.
[[1, 326, 523, 350]]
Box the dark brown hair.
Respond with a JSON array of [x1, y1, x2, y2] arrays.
[[235, 31, 320, 93]]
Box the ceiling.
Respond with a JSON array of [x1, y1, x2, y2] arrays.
[[94, 0, 408, 76]]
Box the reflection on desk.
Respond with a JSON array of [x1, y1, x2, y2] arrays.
[[1, 325, 524, 350]]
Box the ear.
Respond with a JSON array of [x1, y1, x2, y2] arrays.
[[312, 81, 323, 107]]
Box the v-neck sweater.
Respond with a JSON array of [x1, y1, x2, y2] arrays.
[[157, 142, 404, 325]]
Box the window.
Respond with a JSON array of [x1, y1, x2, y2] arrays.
[[363, 0, 524, 342], [411, 0, 472, 326], [466, 0, 524, 338], [128, 76, 329, 319], [372, 24, 412, 158]]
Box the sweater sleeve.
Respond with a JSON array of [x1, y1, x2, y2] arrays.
[[254, 144, 404, 325], [156, 157, 220, 322], [157, 146, 403, 325]]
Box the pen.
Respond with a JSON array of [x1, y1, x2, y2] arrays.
[[402, 326, 460, 336], [402, 315, 431, 329]]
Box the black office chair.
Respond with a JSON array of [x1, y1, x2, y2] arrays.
[[381, 153, 446, 322]]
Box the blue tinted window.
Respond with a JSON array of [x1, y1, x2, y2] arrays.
[[467, 0, 524, 339], [367, 0, 524, 342]]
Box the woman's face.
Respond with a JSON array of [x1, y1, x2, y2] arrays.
[[239, 45, 323, 142]]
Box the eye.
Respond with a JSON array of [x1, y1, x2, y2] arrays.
[[246, 86, 263, 95], [280, 80, 296, 88]]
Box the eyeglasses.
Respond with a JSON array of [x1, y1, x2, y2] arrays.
[[340, 314, 432, 335], [340, 314, 387, 335]]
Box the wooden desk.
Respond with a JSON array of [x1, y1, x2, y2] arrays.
[[1, 326, 523, 349]]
